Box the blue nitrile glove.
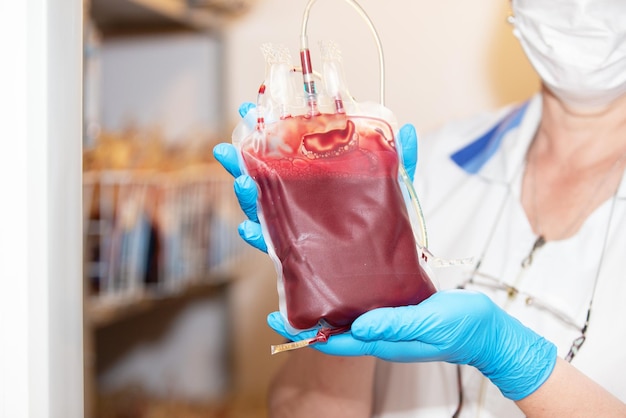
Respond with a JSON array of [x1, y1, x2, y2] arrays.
[[267, 290, 557, 401], [213, 102, 419, 252]]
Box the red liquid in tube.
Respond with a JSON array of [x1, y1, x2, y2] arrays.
[[241, 113, 436, 330]]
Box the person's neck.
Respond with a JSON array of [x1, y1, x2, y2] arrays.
[[522, 87, 626, 241], [534, 87, 626, 167]]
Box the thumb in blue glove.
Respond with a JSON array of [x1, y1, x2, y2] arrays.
[[267, 289, 557, 401]]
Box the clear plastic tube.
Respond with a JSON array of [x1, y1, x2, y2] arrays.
[[300, 0, 386, 106]]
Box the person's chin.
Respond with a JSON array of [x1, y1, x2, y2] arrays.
[[543, 84, 626, 117]]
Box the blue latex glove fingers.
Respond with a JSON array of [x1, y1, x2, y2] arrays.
[[213, 142, 263, 222], [213, 144, 260, 222], [238, 220, 267, 253], [398, 123, 418, 182], [234, 175, 259, 223], [233, 180, 267, 252], [213, 142, 242, 178], [212, 104, 269, 253], [232, 176, 267, 252], [239, 101, 256, 118]]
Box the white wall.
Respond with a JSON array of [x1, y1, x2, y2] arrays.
[[224, 0, 539, 135]]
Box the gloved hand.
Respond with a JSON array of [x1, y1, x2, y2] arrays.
[[212, 103, 419, 252], [267, 289, 557, 401]]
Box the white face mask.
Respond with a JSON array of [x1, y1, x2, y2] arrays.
[[510, 0, 626, 109]]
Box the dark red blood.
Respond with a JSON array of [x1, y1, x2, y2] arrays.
[[241, 113, 436, 330]]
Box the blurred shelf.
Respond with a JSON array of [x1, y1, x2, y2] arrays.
[[89, 0, 224, 34], [86, 274, 231, 328]]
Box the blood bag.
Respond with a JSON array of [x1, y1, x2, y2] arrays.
[[231, 5, 437, 348]]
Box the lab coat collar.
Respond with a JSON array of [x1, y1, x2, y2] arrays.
[[450, 100, 530, 175], [450, 93, 626, 199]]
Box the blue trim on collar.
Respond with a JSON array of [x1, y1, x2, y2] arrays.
[[450, 101, 530, 174]]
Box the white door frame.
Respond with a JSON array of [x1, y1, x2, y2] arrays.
[[0, 1, 84, 417]]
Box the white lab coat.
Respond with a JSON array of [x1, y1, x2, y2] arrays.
[[372, 94, 626, 417]]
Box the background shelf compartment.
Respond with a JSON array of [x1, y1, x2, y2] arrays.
[[89, 0, 223, 33]]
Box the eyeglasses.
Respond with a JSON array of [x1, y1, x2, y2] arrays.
[[459, 271, 590, 362]]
